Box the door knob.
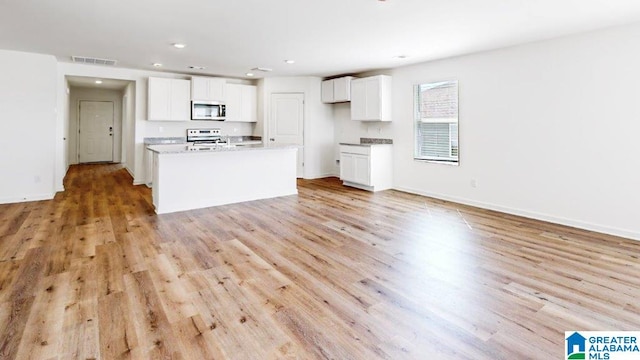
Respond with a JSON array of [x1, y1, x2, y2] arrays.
[[270, 138, 275, 141]]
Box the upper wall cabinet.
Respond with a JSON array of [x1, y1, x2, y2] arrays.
[[322, 76, 354, 103], [224, 83, 257, 122], [148, 77, 191, 121], [191, 76, 225, 101], [350, 75, 392, 122]]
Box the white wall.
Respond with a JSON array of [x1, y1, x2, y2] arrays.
[[380, 23, 640, 240], [68, 86, 124, 164], [259, 77, 335, 179], [0, 50, 57, 203], [55, 69, 69, 191], [56, 63, 255, 185], [123, 82, 136, 176]]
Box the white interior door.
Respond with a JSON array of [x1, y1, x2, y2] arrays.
[[79, 101, 114, 163], [269, 93, 304, 177]]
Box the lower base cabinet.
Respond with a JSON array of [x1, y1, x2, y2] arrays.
[[339, 144, 392, 191], [340, 153, 370, 186]]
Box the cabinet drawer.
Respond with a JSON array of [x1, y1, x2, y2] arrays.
[[340, 145, 370, 156]]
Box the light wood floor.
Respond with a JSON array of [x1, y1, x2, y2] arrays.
[[1, 164, 639, 359]]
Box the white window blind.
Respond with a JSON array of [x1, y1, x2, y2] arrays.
[[414, 81, 459, 163]]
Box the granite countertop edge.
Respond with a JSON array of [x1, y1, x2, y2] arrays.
[[144, 137, 187, 145], [144, 136, 262, 145], [339, 142, 393, 147], [147, 143, 300, 154], [339, 138, 393, 146]]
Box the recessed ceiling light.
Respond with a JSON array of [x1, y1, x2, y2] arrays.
[[153, 63, 162, 67], [284, 60, 295, 64], [95, 80, 103, 84], [393, 55, 408, 59], [188, 65, 206, 70], [251, 67, 273, 72], [246, 73, 255, 77], [173, 43, 186, 49]]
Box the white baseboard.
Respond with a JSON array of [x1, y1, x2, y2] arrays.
[[125, 166, 134, 178], [394, 186, 640, 242], [342, 181, 374, 192], [125, 166, 145, 185], [0, 192, 55, 205], [303, 172, 339, 180]]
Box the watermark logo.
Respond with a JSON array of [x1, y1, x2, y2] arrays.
[[566, 332, 586, 359], [565, 331, 640, 360]]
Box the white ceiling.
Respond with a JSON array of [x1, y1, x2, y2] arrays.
[[2, 0, 640, 79]]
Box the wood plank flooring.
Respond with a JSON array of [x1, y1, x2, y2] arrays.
[[1, 163, 639, 359]]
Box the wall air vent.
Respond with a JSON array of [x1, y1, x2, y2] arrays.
[[71, 56, 117, 66]]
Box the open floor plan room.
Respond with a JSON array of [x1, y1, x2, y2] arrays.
[[1, 164, 639, 359], [2, 2, 640, 358]]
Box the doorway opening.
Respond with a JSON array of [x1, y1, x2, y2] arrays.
[[66, 76, 133, 166]]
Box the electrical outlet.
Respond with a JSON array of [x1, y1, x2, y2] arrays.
[[159, 126, 164, 133], [470, 179, 477, 188], [34, 175, 41, 183]]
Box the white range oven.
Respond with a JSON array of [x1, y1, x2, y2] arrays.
[[187, 128, 228, 151]]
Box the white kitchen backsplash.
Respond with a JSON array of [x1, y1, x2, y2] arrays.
[[144, 121, 255, 138], [335, 105, 393, 140]]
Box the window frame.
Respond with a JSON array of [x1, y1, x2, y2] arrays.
[[413, 80, 459, 166]]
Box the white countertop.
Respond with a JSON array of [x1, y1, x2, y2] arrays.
[[147, 143, 299, 154]]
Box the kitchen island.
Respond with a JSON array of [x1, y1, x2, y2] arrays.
[[147, 143, 298, 214]]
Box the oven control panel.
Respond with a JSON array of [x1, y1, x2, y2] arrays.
[[187, 128, 221, 142]]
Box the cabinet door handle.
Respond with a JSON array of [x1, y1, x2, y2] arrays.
[[270, 138, 275, 141]]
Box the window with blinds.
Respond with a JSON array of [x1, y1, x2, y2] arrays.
[[414, 80, 459, 163]]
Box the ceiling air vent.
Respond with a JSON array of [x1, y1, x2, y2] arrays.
[[251, 67, 273, 72], [71, 56, 117, 66]]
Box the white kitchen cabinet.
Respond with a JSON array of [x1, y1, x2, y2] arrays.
[[340, 153, 370, 185], [147, 77, 191, 121], [350, 75, 392, 121], [191, 76, 225, 101], [322, 76, 354, 103], [340, 153, 357, 183], [224, 83, 257, 122], [321, 80, 334, 103], [339, 144, 393, 191], [333, 76, 353, 102]]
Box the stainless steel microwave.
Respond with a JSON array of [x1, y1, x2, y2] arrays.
[[191, 101, 226, 120]]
